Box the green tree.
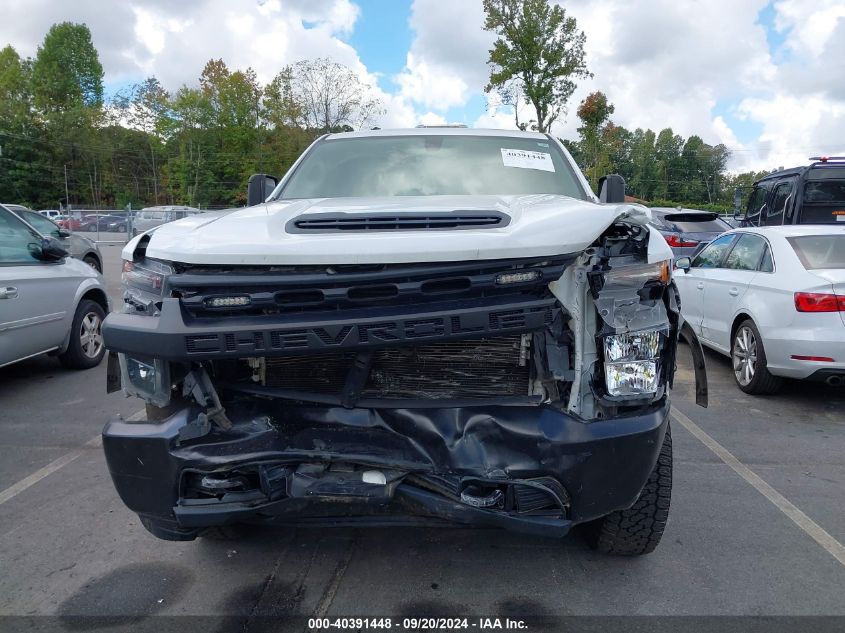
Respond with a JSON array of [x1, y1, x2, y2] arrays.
[[483, 0, 591, 132], [574, 91, 615, 188], [114, 77, 173, 204], [0, 45, 42, 203], [31, 22, 103, 116]]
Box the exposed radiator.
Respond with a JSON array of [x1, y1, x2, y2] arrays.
[[259, 335, 529, 400]]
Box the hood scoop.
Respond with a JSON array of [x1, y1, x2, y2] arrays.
[[287, 210, 509, 233]]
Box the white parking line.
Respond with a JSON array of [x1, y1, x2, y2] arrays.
[[672, 407, 845, 568], [0, 409, 145, 507]]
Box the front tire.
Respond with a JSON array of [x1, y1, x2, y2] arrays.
[[83, 255, 101, 273], [59, 300, 106, 369], [583, 425, 672, 556], [732, 319, 782, 395]]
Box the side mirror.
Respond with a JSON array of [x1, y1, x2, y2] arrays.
[[247, 173, 279, 206], [38, 237, 69, 262], [58, 229, 71, 238], [598, 174, 626, 203], [674, 257, 692, 272]]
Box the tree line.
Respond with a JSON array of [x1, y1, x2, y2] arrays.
[[2, 7, 771, 212], [0, 23, 382, 210]]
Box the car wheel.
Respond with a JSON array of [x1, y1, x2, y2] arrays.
[[583, 425, 672, 556], [83, 255, 101, 273], [58, 300, 106, 369], [86, 224, 96, 232], [731, 319, 782, 395]]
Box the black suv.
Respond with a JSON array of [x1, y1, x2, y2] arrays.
[[740, 157, 845, 227]]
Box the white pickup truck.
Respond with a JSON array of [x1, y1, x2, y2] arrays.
[[101, 127, 706, 555]]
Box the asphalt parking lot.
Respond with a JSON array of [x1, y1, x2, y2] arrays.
[[1, 244, 844, 623]]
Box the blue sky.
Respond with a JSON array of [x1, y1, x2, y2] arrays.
[[3, 0, 845, 171]]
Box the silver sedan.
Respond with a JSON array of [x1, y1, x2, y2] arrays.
[[674, 225, 845, 394]]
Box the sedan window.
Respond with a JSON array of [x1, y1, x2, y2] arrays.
[[788, 235, 845, 270], [691, 234, 737, 268], [725, 234, 768, 271], [759, 246, 774, 273]]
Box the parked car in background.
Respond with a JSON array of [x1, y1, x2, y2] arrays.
[[107, 214, 132, 232], [0, 205, 109, 370], [649, 207, 732, 258], [79, 213, 124, 232], [55, 215, 83, 231], [674, 226, 845, 394], [130, 205, 200, 236], [38, 209, 62, 220], [719, 213, 741, 228], [4, 205, 103, 272], [740, 156, 845, 227]]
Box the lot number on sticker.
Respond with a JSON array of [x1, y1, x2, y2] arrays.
[[501, 148, 555, 172]]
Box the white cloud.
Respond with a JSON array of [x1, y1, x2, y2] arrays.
[[396, 54, 469, 111], [418, 111, 446, 126], [395, 0, 493, 113], [0, 0, 365, 89]]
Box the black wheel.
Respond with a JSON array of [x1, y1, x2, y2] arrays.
[[731, 319, 782, 395], [583, 425, 672, 556], [82, 254, 101, 273], [58, 299, 106, 369]]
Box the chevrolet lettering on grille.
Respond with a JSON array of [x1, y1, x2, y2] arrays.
[[184, 305, 556, 356]]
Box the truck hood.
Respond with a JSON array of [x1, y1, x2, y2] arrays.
[[132, 195, 670, 265]]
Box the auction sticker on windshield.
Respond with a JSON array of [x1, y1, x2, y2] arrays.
[[501, 148, 555, 172]]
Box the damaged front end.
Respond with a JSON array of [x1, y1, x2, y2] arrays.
[[102, 219, 706, 541]]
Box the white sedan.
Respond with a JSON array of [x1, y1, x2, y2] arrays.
[[674, 226, 845, 394]]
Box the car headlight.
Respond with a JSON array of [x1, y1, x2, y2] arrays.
[[603, 329, 665, 397], [604, 260, 671, 287], [118, 354, 171, 406], [122, 258, 172, 315]]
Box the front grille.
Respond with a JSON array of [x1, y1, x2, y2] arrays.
[[172, 256, 569, 318], [288, 211, 508, 232], [259, 335, 528, 401]]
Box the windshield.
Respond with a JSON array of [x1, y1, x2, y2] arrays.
[[277, 135, 587, 200], [23, 210, 60, 237]]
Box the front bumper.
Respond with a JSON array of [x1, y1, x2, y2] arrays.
[[102, 398, 671, 541]]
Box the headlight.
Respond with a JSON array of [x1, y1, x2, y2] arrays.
[[604, 260, 671, 287], [118, 354, 171, 406], [122, 258, 172, 315], [603, 329, 665, 397]]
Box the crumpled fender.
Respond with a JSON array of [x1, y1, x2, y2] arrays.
[[669, 282, 708, 408]]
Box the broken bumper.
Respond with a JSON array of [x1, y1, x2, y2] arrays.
[[102, 398, 670, 541]]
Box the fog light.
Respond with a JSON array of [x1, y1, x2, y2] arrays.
[[126, 357, 156, 391], [496, 270, 540, 285], [119, 354, 171, 407], [206, 295, 251, 308], [605, 361, 659, 396], [603, 328, 665, 396]]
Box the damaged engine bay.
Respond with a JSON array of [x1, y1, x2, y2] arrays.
[[102, 215, 704, 542]]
